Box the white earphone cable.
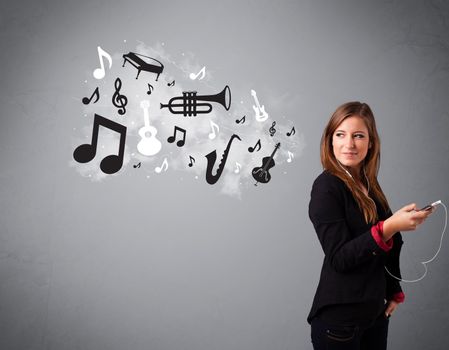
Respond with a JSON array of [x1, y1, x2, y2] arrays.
[[384, 201, 447, 283]]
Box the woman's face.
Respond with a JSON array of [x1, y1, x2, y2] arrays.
[[332, 116, 370, 172]]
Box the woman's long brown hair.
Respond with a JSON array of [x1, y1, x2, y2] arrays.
[[320, 101, 390, 223]]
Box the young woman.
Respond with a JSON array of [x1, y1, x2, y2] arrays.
[[308, 102, 433, 350]]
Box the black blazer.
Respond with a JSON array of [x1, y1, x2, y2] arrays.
[[307, 171, 403, 324]]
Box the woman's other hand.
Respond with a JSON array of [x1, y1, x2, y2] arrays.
[[385, 300, 399, 318]]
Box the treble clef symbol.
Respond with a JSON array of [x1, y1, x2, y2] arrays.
[[112, 77, 128, 115], [269, 121, 277, 137]]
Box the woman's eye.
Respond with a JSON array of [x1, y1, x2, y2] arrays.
[[335, 132, 344, 137], [354, 134, 365, 138]]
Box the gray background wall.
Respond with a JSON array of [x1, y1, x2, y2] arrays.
[[1, 0, 449, 349]]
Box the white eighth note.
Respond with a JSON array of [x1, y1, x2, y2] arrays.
[[93, 46, 113, 80], [208, 120, 219, 140], [189, 66, 206, 80], [234, 162, 241, 174], [287, 151, 294, 163], [155, 158, 168, 173]]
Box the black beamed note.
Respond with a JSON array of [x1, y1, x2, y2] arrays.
[[73, 114, 127, 175]]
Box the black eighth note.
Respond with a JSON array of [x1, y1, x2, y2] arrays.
[[82, 87, 100, 105], [147, 83, 154, 95], [248, 139, 261, 153], [235, 115, 246, 124]]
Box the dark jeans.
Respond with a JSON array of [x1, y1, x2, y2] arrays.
[[311, 313, 389, 350]]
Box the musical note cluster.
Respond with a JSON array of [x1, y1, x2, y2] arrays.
[[74, 45, 299, 187]]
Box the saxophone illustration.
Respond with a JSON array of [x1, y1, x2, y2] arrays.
[[205, 134, 242, 185]]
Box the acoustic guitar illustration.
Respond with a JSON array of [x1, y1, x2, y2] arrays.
[[137, 100, 162, 156], [252, 142, 280, 185]]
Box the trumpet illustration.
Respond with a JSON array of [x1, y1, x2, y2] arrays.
[[160, 85, 231, 117]]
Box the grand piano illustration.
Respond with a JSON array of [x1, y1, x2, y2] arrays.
[[122, 52, 164, 80]]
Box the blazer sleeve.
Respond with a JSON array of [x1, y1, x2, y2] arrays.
[[385, 231, 404, 299], [309, 181, 390, 273]]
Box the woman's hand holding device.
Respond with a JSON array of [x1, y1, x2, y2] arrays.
[[381, 201, 441, 241]]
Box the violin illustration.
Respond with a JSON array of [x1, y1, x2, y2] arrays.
[[252, 142, 280, 186]]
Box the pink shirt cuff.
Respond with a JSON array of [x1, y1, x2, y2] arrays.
[[392, 291, 405, 303], [371, 221, 393, 252]]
